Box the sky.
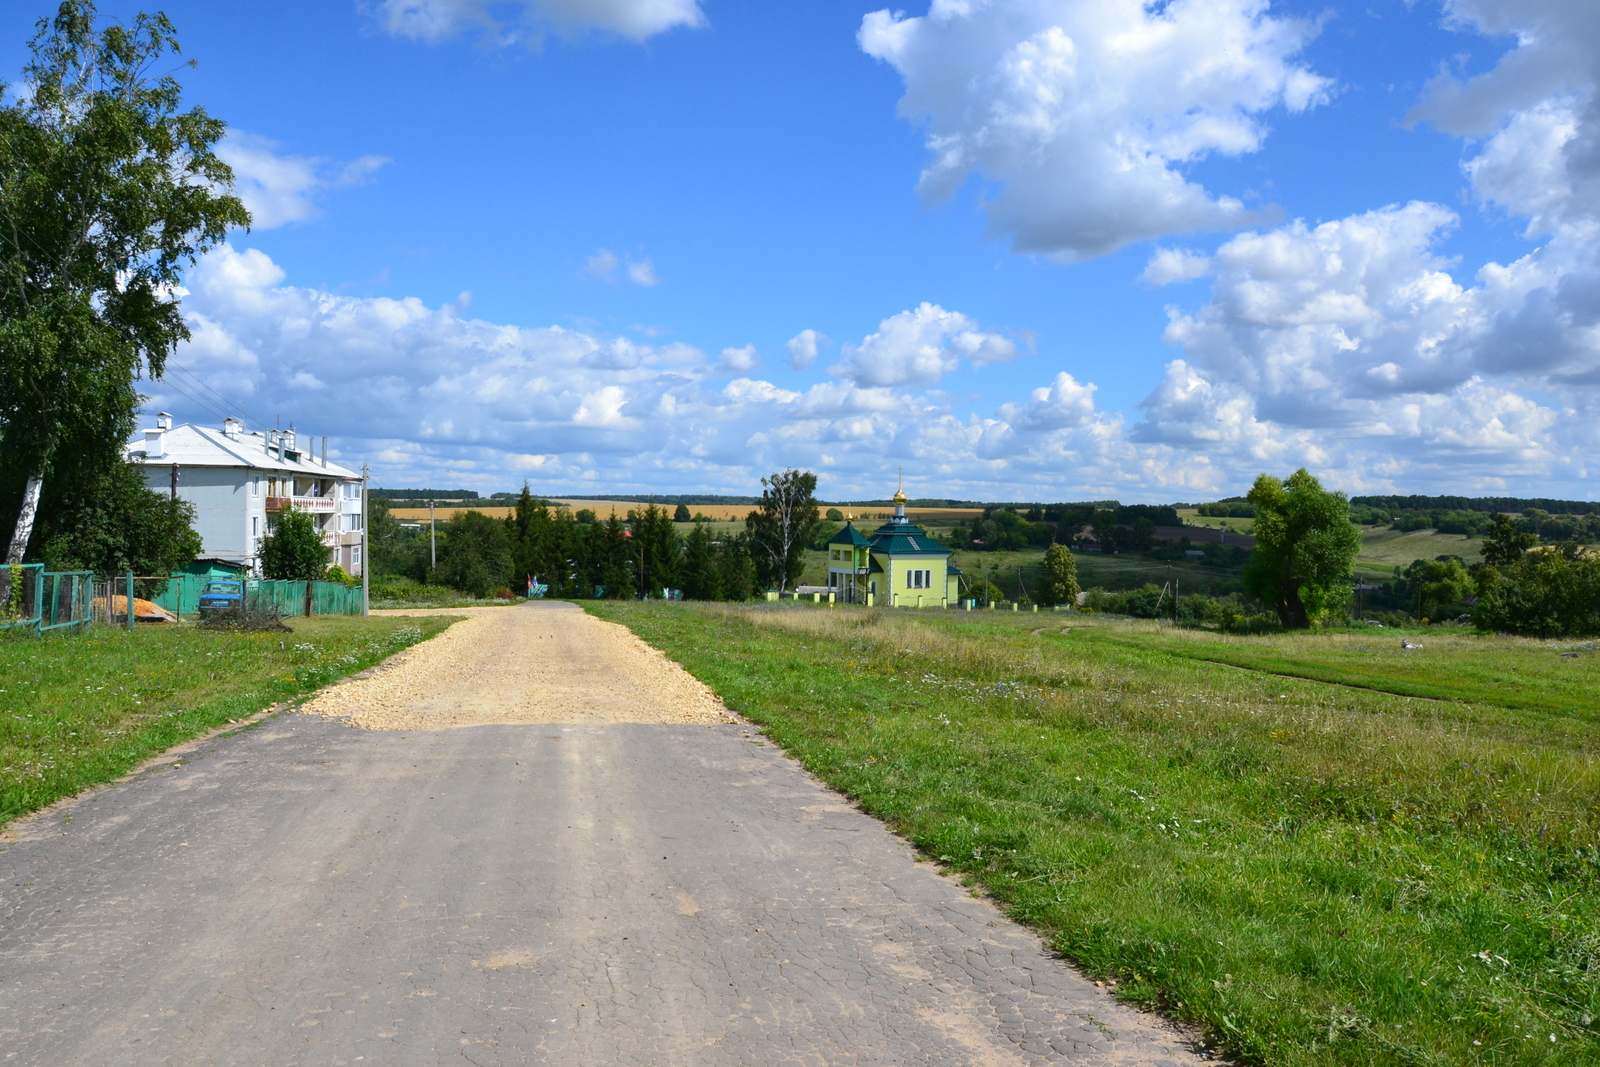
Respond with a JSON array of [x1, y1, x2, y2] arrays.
[[5, 0, 1599, 503]]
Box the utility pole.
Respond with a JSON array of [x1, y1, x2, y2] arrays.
[[429, 498, 437, 571], [361, 464, 370, 616]]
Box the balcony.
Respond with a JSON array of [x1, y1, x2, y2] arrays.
[[265, 495, 336, 514]]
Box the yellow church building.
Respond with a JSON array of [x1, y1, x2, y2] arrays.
[[826, 487, 962, 607]]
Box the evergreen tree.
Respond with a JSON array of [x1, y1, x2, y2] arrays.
[[591, 512, 633, 598], [259, 506, 329, 581], [680, 520, 722, 600], [672, 503, 691, 522], [716, 534, 756, 601], [630, 503, 681, 596]]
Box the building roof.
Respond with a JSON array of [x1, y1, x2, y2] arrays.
[[868, 521, 952, 558], [828, 521, 872, 547], [125, 422, 360, 479]]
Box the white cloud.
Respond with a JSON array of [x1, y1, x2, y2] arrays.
[[376, 0, 704, 43], [1141, 248, 1215, 287], [717, 344, 760, 374], [785, 328, 824, 370], [218, 132, 388, 229], [1410, 1, 1600, 233], [860, 0, 1330, 261], [583, 249, 659, 285], [159, 242, 1600, 500], [584, 248, 620, 280], [830, 302, 1018, 388], [626, 258, 660, 287]]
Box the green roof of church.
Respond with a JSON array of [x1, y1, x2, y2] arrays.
[[828, 521, 872, 547], [868, 521, 952, 557]]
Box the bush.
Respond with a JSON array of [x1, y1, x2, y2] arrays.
[[260, 506, 330, 581]]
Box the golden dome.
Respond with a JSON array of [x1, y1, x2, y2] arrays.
[[892, 487, 907, 506]]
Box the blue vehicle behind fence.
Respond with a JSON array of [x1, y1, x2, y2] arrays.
[[197, 579, 244, 616]]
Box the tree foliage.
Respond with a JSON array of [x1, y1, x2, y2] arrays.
[[1404, 556, 1472, 621], [1479, 512, 1539, 568], [36, 459, 199, 575], [435, 510, 511, 598], [1474, 545, 1600, 638], [746, 468, 819, 592], [259, 506, 329, 582], [1038, 543, 1081, 606], [1242, 469, 1361, 628], [0, 2, 248, 562]]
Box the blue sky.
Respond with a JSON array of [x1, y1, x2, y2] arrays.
[[5, 0, 1597, 502]]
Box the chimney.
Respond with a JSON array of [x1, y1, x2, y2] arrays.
[[223, 417, 242, 440], [144, 426, 166, 459], [321, 436, 328, 466], [156, 411, 172, 431]]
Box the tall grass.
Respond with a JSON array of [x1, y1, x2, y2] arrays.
[[591, 601, 1600, 1067]]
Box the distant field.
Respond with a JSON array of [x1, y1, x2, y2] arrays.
[[592, 601, 1600, 1067], [1356, 526, 1483, 573], [1174, 507, 1254, 533]]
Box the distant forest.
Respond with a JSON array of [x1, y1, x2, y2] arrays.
[[1349, 495, 1600, 515]]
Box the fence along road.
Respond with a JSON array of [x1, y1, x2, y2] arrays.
[[0, 601, 1203, 1066]]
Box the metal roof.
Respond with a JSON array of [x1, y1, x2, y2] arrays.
[[867, 521, 952, 557], [828, 521, 873, 547], [125, 424, 360, 479]]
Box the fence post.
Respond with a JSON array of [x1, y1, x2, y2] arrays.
[[126, 572, 135, 631]]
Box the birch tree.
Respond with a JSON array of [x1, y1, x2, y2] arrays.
[[0, 1, 247, 564], [746, 468, 820, 593]]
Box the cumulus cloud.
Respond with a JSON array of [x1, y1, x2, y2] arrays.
[[218, 132, 388, 229], [860, 0, 1330, 261], [785, 328, 824, 370], [1410, 0, 1600, 233], [716, 344, 761, 374], [830, 303, 1018, 388], [376, 0, 705, 43], [159, 236, 1600, 500], [1141, 248, 1215, 287]]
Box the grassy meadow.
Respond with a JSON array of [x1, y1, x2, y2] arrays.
[[0, 614, 454, 827], [589, 600, 1600, 1067]]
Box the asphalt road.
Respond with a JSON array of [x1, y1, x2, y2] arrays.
[[0, 612, 1204, 1066]]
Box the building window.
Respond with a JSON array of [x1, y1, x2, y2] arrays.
[[252, 516, 259, 536], [908, 569, 932, 589], [352, 547, 361, 565]]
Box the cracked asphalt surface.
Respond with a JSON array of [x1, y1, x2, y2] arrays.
[[0, 603, 1205, 1065]]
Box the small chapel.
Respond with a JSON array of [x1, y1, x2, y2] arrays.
[[825, 484, 962, 607]]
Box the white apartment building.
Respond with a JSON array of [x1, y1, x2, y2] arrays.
[[126, 414, 366, 576]]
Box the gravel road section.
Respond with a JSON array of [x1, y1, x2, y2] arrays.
[[299, 601, 733, 729]]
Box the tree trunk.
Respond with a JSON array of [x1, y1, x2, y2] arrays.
[[1274, 580, 1310, 629], [5, 470, 44, 564]]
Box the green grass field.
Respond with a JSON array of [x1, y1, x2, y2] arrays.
[[0, 614, 454, 826], [589, 601, 1600, 1067]]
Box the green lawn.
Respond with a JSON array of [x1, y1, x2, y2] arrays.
[[589, 601, 1600, 1067], [0, 613, 453, 826]]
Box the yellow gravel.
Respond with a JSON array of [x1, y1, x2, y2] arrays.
[[298, 601, 736, 730]]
